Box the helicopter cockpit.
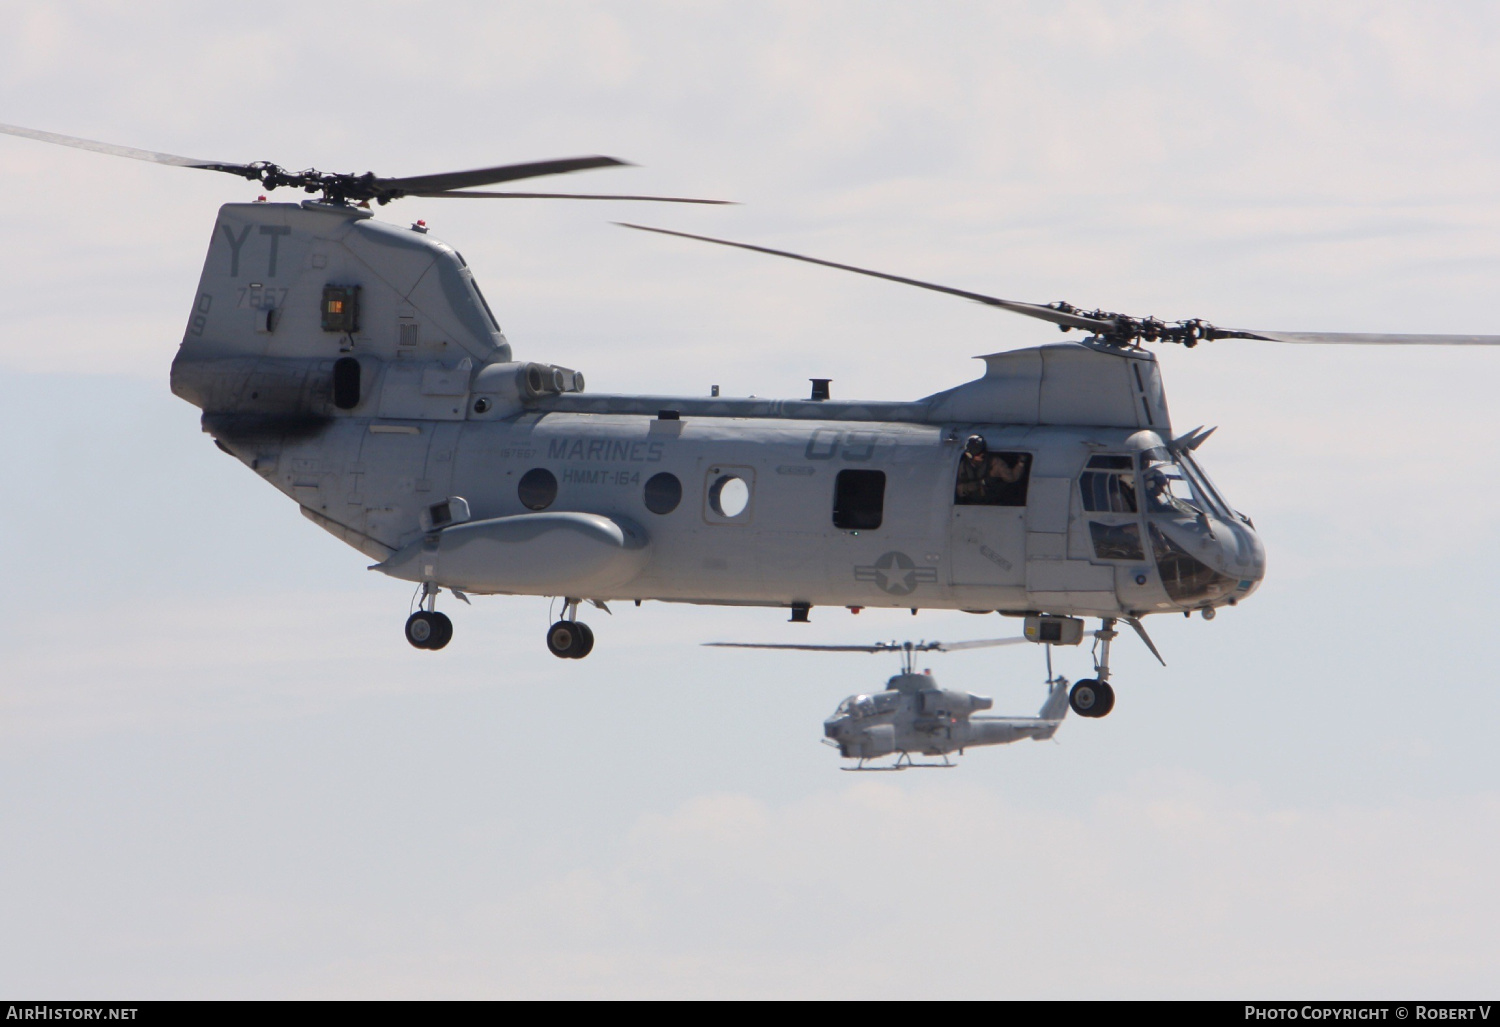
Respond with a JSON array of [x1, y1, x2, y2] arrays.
[[1135, 445, 1262, 608], [1077, 442, 1262, 610]]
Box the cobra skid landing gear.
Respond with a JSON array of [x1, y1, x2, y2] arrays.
[[546, 598, 594, 660], [405, 581, 454, 651], [1069, 617, 1118, 718]]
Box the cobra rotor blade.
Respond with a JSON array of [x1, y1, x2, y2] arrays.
[[376, 156, 630, 195], [616, 223, 1115, 333], [702, 642, 891, 653], [704, 638, 1027, 653], [1211, 328, 1500, 346], [928, 637, 1029, 652], [418, 190, 735, 204], [0, 121, 254, 177]]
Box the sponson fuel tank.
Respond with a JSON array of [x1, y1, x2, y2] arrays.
[[376, 511, 650, 595]]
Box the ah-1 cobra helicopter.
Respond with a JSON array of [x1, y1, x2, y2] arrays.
[[6, 122, 1498, 721], [706, 636, 1070, 769]]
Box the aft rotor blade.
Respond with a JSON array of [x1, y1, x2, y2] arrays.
[[376, 156, 630, 195], [0, 121, 252, 176], [1212, 328, 1500, 346], [616, 223, 1115, 333], [929, 637, 1029, 652], [418, 190, 735, 204]]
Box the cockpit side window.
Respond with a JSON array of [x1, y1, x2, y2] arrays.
[[839, 692, 900, 720], [1080, 455, 1138, 513], [1139, 448, 1205, 516], [1089, 521, 1145, 561], [955, 448, 1031, 506]]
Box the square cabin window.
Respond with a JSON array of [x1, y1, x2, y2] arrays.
[[833, 469, 886, 530]]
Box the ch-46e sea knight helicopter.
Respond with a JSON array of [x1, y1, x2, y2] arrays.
[[8, 123, 1500, 722]]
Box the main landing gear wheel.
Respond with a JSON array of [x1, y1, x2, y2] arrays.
[[406, 611, 453, 650], [1069, 678, 1116, 718], [546, 620, 594, 659]]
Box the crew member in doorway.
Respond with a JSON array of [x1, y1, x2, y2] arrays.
[[955, 435, 988, 502]]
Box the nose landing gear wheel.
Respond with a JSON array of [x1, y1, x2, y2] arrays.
[[547, 620, 594, 659], [1069, 678, 1115, 718], [406, 611, 453, 650]]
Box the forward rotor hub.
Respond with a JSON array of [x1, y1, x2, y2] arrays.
[[1048, 302, 1216, 347], [239, 163, 387, 205]]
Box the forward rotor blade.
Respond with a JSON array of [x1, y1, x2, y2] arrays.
[[703, 642, 889, 653], [377, 156, 629, 195], [929, 637, 1029, 652], [418, 190, 735, 204], [616, 223, 1114, 333], [1213, 328, 1500, 346], [0, 121, 251, 175]]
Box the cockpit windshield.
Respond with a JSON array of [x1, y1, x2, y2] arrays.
[[834, 692, 900, 720], [1139, 448, 1206, 517], [1176, 450, 1240, 522], [1138, 446, 1241, 521]]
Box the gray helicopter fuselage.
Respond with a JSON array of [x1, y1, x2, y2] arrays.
[[824, 671, 1069, 760], [170, 201, 1266, 620]]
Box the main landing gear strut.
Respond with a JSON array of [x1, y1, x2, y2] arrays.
[[1069, 617, 1117, 718], [547, 598, 594, 660], [405, 581, 453, 651]]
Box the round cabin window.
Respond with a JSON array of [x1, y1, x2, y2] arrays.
[[643, 472, 682, 515], [518, 468, 558, 511], [709, 473, 750, 519]]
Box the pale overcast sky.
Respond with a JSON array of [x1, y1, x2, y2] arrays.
[[2, 1, 1499, 998]]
